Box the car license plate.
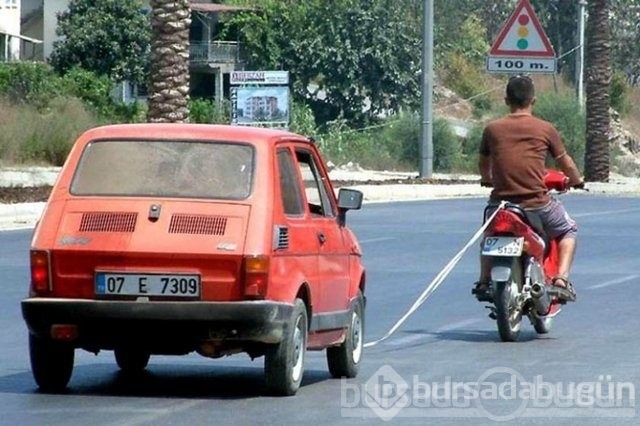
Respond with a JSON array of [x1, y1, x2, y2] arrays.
[[95, 273, 201, 298], [482, 237, 524, 256]]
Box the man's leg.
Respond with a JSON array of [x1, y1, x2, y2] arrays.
[[555, 235, 576, 286]]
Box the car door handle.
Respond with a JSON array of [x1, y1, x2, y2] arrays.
[[317, 232, 326, 244]]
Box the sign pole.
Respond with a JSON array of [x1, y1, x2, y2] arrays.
[[576, 0, 587, 108], [419, 0, 433, 179]]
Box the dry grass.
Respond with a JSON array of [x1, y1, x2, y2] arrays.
[[0, 97, 98, 166], [621, 85, 640, 137]]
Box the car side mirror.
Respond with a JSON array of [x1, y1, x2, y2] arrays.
[[337, 188, 363, 211]]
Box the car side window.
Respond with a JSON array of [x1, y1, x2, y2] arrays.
[[277, 149, 305, 216], [296, 150, 335, 218]]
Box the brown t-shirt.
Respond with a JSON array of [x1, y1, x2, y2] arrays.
[[480, 113, 566, 209]]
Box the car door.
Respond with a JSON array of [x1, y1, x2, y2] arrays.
[[293, 148, 350, 318], [274, 147, 322, 308]]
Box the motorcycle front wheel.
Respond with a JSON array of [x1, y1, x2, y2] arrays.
[[493, 259, 523, 342]]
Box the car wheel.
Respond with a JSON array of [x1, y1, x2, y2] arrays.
[[114, 348, 150, 373], [327, 292, 364, 378], [264, 298, 307, 396], [29, 333, 74, 392]]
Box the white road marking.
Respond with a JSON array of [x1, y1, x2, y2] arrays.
[[358, 237, 395, 244], [587, 275, 639, 290], [573, 207, 640, 218], [435, 318, 481, 333]]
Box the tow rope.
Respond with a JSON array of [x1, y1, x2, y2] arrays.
[[363, 201, 507, 348]]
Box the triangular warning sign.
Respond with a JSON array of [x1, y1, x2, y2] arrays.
[[489, 0, 555, 58]]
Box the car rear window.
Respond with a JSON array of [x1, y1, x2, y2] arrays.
[[70, 140, 254, 199]]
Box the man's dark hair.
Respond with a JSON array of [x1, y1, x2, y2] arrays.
[[506, 76, 535, 108]]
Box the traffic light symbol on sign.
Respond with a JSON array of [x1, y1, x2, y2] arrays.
[[489, 0, 555, 58]]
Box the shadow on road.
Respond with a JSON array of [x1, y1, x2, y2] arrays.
[[0, 362, 331, 399]]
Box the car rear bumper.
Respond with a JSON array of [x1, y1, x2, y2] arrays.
[[22, 298, 293, 347]]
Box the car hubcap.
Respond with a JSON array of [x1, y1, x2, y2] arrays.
[[351, 312, 363, 363], [291, 317, 304, 382]]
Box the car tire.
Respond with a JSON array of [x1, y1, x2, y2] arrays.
[[29, 333, 74, 392], [327, 292, 364, 378], [114, 348, 150, 373], [264, 298, 307, 396]]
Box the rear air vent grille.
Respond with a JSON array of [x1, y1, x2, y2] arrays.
[[79, 212, 137, 233], [169, 214, 227, 235], [274, 225, 289, 250]]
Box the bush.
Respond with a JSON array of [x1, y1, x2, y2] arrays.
[[440, 52, 493, 115], [189, 98, 231, 124], [61, 67, 113, 115], [610, 70, 630, 116], [0, 62, 61, 110], [315, 112, 463, 172], [289, 102, 317, 136], [533, 92, 586, 169]]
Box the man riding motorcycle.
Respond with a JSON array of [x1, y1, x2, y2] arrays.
[[474, 75, 584, 302]]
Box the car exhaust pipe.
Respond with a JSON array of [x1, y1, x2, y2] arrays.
[[530, 283, 552, 315]]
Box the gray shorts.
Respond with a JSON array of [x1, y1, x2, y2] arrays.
[[486, 198, 577, 240], [527, 199, 578, 240]]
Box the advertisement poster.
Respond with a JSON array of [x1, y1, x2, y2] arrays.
[[231, 86, 290, 128]]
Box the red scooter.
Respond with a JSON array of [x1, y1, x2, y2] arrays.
[[473, 169, 576, 342]]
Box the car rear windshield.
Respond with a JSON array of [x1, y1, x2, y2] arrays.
[[70, 140, 254, 199]]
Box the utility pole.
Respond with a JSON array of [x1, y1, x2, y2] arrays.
[[419, 0, 433, 178], [576, 0, 587, 108]]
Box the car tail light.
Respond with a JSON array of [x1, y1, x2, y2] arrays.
[[243, 255, 269, 299], [30, 250, 51, 295], [51, 324, 78, 341]]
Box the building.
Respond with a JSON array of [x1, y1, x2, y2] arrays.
[[14, 0, 250, 102], [0, 0, 42, 61], [244, 95, 278, 120]]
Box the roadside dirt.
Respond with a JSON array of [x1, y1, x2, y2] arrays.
[[0, 186, 53, 204], [0, 178, 478, 204]]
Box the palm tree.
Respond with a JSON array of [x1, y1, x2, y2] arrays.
[[584, 0, 611, 182], [147, 0, 191, 123]]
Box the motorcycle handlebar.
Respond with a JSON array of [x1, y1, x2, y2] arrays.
[[480, 170, 587, 192]]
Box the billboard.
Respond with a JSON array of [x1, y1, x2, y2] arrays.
[[231, 86, 290, 127], [230, 71, 290, 128]]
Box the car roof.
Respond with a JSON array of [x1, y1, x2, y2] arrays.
[[77, 123, 311, 147]]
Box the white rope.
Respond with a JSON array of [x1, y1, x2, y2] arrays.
[[363, 200, 507, 348]]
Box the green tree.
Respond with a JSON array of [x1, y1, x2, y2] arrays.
[[610, 0, 640, 84], [225, 0, 421, 127], [50, 0, 150, 84]]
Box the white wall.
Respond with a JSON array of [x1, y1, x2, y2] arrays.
[[0, 0, 21, 60], [42, 0, 67, 59]]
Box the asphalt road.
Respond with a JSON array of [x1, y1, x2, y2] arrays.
[[1, 195, 639, 425]]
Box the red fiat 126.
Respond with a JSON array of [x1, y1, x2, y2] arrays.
[[21, 124, 365, 395]]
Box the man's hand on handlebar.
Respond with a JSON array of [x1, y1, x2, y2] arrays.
[[572, 181, 588, 191]]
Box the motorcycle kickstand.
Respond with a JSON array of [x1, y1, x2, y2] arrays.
[[485, 305, 497, 320]]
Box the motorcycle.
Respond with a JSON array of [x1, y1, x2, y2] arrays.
[[473, 169, 577, 342]]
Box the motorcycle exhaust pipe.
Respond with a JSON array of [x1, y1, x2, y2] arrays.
[[530, 283, 552, 315]]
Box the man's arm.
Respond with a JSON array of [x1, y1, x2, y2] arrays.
[[479, 153, 492, 187], [555, 152, 584, 186]]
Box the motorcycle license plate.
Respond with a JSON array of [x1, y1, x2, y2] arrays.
[[482, 237, 524, 256]]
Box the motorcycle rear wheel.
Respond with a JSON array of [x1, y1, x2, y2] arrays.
[[493, 260, 523, 342]]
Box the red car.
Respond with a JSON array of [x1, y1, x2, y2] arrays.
[[21, 123, 365, 396]]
